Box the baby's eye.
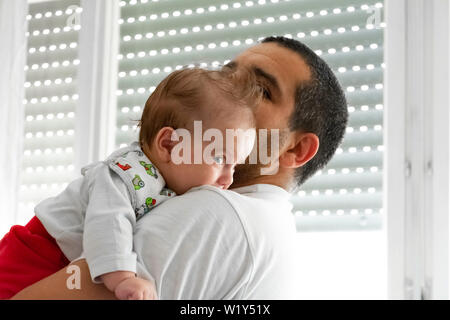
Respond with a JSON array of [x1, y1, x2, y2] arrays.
[[214, 156, 225, 165]]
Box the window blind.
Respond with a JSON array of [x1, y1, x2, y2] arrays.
[[116, 0, 384, 231], [18, 0, 81, 224]]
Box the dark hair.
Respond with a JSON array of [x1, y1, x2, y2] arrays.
[[262, 36, 348, 187]]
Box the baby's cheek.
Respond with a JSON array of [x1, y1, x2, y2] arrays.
[[189, 164, 214, 185]]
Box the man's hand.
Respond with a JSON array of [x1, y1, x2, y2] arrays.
[[101, 271, 157, 300]]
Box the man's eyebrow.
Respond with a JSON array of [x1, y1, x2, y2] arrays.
[[252, 66, 281, 94], [223, 61, 281, 95]]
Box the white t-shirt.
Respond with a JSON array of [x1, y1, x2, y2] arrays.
[[132, 184, 300, 299], [36, 155, 300, 298]]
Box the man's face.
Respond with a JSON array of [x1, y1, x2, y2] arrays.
[[225, 42, 312, 186]]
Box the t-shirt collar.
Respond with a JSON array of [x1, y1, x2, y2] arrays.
[[231, 183, 291, 199]]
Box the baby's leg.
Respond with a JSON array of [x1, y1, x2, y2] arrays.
[[0, 216, 70, 299]]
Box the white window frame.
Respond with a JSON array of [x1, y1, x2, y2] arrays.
[[0, 0, 28, 236], [385, 0, 450, 299], [75, 0, 119, 172]]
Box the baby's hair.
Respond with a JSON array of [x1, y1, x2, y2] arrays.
[[138, 66, 262, 149]]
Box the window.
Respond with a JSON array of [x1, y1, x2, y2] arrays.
[[7, 0, 391, 299], [18, 0, 81, 225], [116, 0, 385, 231]]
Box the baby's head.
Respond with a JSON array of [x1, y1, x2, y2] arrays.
[[138, 67, 262, 194]]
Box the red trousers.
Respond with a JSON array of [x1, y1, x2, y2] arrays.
[[0, 216, 70, 299]]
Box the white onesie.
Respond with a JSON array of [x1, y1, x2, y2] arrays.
[[35, 141, 175, 282]]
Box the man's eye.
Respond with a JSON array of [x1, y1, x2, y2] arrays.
[[214, 156, 225, 165], [263, 88, 272, 100], [258, 84, 272, 100]]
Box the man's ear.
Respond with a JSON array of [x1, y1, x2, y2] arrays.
[[153, 127, 179, 162], [279, 132, 319, 169]]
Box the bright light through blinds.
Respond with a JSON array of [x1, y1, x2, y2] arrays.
[[18, 0, 81, 225], [116, 0, 384, 232]]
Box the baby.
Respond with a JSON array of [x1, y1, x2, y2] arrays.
[[32, 66, 261, 300]]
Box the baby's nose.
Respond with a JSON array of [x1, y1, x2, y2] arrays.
[[217, 171, 233, 189]]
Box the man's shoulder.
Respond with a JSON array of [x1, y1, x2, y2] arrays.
[[134, 185, 254, 268], [133, 186, 257, 299], [136, 185, 253, 253], [149, 185, 241, 222]]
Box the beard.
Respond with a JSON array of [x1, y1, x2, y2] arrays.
[[231, 162, 264, 187], [231, 127, 289, 188]]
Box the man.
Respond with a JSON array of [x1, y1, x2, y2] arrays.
[[11, 36, 347, 299]]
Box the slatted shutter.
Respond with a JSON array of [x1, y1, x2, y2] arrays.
[[18, 0, 81, 224], [115, 0, 384, 231]]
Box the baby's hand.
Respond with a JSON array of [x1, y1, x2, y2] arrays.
[[114, 277, 157, 300]]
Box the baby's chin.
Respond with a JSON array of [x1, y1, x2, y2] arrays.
[[208, 183, 230, 190]]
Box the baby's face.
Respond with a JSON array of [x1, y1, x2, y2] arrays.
[[167, 126, 256, 194]]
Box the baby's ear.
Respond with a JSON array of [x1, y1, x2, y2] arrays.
[[155, 127, 178, 161]]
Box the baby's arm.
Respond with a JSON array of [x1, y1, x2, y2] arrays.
[[82, 165, 156, 300], [101, 271, 157, 300]]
